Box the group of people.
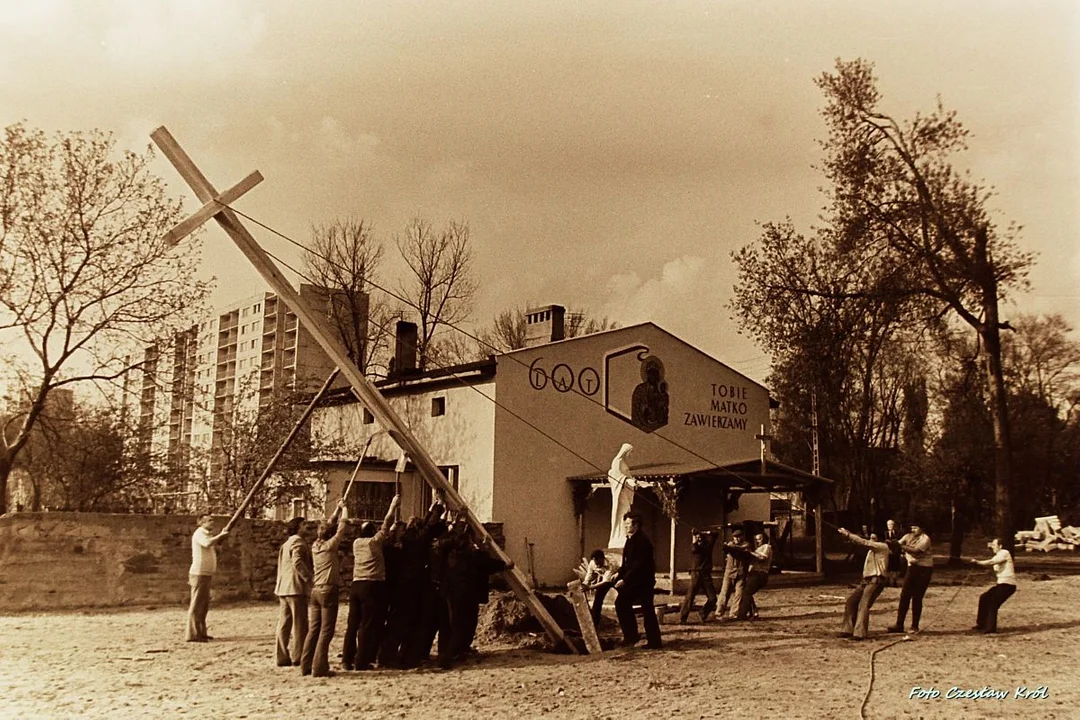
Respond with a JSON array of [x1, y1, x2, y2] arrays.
[[187, 507, 1019, 669], [670, 525, 773, 624], [836, 520, 1018, 640], [187, 495, 506, 677], [281, 495, 507, 676], [580, 515, 775, 650]]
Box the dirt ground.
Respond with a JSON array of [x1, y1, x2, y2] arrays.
[[1, 566, 1077, 720]]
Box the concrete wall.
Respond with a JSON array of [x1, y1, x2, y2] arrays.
[[0, 512, 295, 613], [0, 512, 506, 613]]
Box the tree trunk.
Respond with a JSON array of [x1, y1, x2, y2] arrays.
[[0, 454, 10, 515], [981, 307, 1015, 552], [948, 496, 965, 565]]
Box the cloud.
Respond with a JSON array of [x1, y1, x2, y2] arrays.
[[599, 254, 767, 380], [102, 0, 268, 76]]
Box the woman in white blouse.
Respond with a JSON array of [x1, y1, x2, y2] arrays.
[[967, 538, 1016, 634]]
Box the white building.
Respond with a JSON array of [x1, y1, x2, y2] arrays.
[[311, 306, 828, 587]]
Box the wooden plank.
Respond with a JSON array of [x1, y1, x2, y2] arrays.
[[566, 580, 602, 655], [151, 126, 581, 654], [163, 170, 264, 246]]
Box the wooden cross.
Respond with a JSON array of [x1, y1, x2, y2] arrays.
[[151, 126, 580, 655]]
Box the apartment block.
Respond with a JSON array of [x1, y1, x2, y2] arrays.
[[136, 284, 366, 512]]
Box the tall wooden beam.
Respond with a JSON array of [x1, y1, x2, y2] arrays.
[[151, 126, 579, 654]]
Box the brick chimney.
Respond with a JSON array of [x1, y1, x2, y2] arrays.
[[524, 304, 565, 347], [389, 320, 418, 377]]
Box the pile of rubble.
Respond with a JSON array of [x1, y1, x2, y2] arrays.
[[1015, 515, 1080, 552]]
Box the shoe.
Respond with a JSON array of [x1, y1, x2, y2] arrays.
[[886, 626, 903, 634], [837, 632, 853, 639], [342, 663, 354, 671], [354, 663, 373, 671], [276, 661, 292, 667], [618, 638, 639, 647], [846, 636, 865, 642], [311, 670, 336, 678], [910, 627, 921, 634], [186, 637, 208, 643], [643, 642, 663, 650]]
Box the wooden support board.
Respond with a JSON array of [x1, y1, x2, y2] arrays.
[[566, 580, 602, 655], [151, 126, 580, 655]]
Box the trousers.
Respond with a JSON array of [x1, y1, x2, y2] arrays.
[[186, 574, 212, 641], [841, 576, 886, 638], [679, 570, 717, 622], [275, 595, 308, 665], [736, 571, 768, 619], [895, 565, 933, 630], [614, 588, 662, 648], [976, 583, 1016, 633], [343, 580, 388, 668], [300, 586, 339, 677]]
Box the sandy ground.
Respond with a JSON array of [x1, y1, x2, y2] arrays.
[[1, 568, 1077, 720]]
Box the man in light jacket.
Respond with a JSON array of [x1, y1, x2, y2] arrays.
[[275, 516, 313, 666]]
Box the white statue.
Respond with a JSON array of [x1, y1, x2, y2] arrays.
[[607, 443, 638, 549]]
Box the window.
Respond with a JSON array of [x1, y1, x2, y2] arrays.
[[431, 396, 446, 417], [422, 465, 459, 509], [254, 303, 261, 313], [241, 308, 249, 318], [362, 408, 374, 425]]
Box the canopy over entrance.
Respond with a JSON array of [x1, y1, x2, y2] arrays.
[[568, 458, 833, 576]]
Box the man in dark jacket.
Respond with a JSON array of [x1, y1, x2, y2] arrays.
[[679, 527, 718, 623], [613, 512, 662, 649]]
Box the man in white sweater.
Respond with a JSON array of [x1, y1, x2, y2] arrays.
[[186, 512, 229, 642]]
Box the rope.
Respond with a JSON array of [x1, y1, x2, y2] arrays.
[[231, 204, 829, 519], [234, 205, 791, 495], [858, 563, 981, 719]]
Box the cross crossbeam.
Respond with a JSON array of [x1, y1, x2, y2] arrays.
[[151, 126, 580, 654]]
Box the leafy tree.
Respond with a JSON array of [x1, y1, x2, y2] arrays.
[[5, 391, 160, 512], [208, 375, 346, 518], [732, 221, 928, 520], [0, 123, 208, 513], [395, 217, 477, 370], [1001, 314, 1080, 522], [815, 59, 1032, 546]]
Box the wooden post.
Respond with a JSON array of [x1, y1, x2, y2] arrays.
[[668, 515, 677, 596], [151, 127, 579, 654], [566, 580, 602, 654], [814, 499, 824, 575], [223, 368, 339, 533]]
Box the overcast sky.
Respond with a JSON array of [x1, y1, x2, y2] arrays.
[[2, 0, 1077, 383]]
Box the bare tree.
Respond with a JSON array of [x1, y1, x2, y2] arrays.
[[395, 217, 477, 370], [302, 218, 389, 376], [0, 123, 207, 513]]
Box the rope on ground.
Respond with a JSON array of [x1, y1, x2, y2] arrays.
[[858, 565, 980, 720]]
